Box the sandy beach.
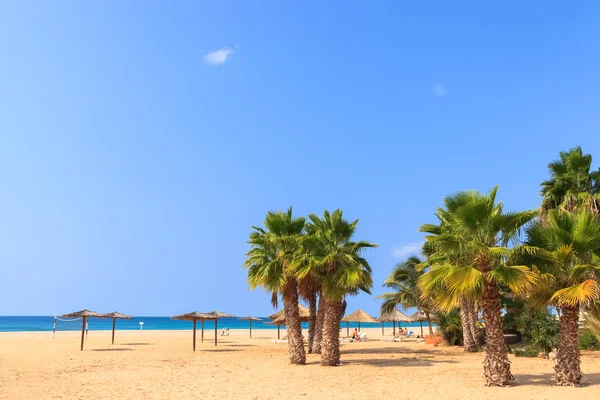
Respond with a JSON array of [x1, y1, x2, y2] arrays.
[[1, 328, 599, 399]]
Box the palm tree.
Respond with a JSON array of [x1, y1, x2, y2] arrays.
[[520, 209, 600, 386], [420, 224, 480, 352], [244, 207, 307, 365], [540, 146, 600, 215], [378, 256, 435, 334], [419, 186, 538, 386], [295, 210, 376, 366]]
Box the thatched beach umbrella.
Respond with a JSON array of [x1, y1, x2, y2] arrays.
[[267, 304, 310, 339], [378, 308, 413, 335], [341, 309, 376, 335], [204, 311, 236, 346], [60, 309, 105, 351], [99, 312, 133, 345], [238, 316, 262, 338], [410, 310, 435, 337], [171, 312, 211, 351], [267, 304, 310, 321]]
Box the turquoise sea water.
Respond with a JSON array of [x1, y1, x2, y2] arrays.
[[0, 316, 430, 333]]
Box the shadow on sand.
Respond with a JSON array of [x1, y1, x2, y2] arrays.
[[91, 348, 133, 352], [120, 343, 152, 346], [515, 372, 600, 387]]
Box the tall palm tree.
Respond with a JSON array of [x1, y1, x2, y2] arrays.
[[540, 146, 600, 215], [520, 210, 600, 386], [295, 210, 376, 366], [244, 207, 307, 365], [378, 256, 435, 334], [419, 186, 538, 386]]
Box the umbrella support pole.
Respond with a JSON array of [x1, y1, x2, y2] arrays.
[[201, 320, 204, 343], [420, 321, 423, 338], [193, 319, 197, 351], [214, 319, 218, 346], [80, 317, 86, 351], [277, 325, 280, 340], [393, 321, 396, 335], [358, 322, 361, 332], [112, 318, 116, 345], [250, 320, 252, 338]]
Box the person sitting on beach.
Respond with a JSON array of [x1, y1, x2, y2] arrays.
[[352, 328, 360, 342]]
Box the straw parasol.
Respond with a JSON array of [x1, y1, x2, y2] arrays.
[[204, 311, 236, 346], [60, 309, 105, 351], [378, 308, 413, 335], [238, 316, 262, 338], [341, 309, 376, 335], [172, 312, 211, 351], [267, 304, 311, 339], [410, 310, 436, 337], [267, 304, 310, 321], [99, 312, 133, 345]]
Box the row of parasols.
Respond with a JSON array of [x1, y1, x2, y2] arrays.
[[60, 306, 433, 351]]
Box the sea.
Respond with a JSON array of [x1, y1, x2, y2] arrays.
[[0, 316, 429, 333]]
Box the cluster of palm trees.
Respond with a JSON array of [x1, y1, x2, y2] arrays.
[[243, 146, 600, 386], [380, 146, 600, 387], [244, 208, 376, 366]]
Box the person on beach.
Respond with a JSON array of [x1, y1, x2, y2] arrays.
[[352, 329, 359, 342]]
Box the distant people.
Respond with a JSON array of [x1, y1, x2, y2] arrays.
[[219, 328, 230, 336]]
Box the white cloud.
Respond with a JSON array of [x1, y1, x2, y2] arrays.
[[433, 83, 447, 97], [204, 46, 237, 66], [392, 243, 422, 258]]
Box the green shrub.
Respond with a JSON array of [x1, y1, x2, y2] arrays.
[[514, 346, 541, 358], [579, 329, 600, 350], [436, 309, 462, 346], [516, 306, 558, 354]]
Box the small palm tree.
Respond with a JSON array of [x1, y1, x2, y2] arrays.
[[419, 186, 537, 386], [244, 207, 306, 365], [421, 225, 480, 352], [295, 210, 376, 366], [520, 209, 600, 386], [540, 146, 600, 215], [378, 256, 435, 334]]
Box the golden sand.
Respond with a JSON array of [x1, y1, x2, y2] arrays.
[[1, 328, 599, 399]]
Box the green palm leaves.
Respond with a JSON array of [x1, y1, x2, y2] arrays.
[[418, 186, 538, 306], [245, 208, 306, 293], [521, 209, 600, 309]]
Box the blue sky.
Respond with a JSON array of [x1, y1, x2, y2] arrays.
[[1, 2, 599, 316]]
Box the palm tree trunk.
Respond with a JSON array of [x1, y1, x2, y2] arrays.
[[320, 296, 343, 366], [313, 293, 326, 354], [555, 305, 582, 386], [307, 287, 318, 354], [425, 312, 434, 335], [460, 298, 478, 352], [282, 277, 306, 365], [481, 276, 512, 386]]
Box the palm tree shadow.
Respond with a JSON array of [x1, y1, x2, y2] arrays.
[[341, 347, 438, 355], [516, 372, 600, 387], [344, 357, 457, 368]]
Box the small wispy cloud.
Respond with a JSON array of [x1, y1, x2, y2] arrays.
[[204, 46, 238, 66], [392, 243, 422, 259], [433, 83, 447, 97]]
